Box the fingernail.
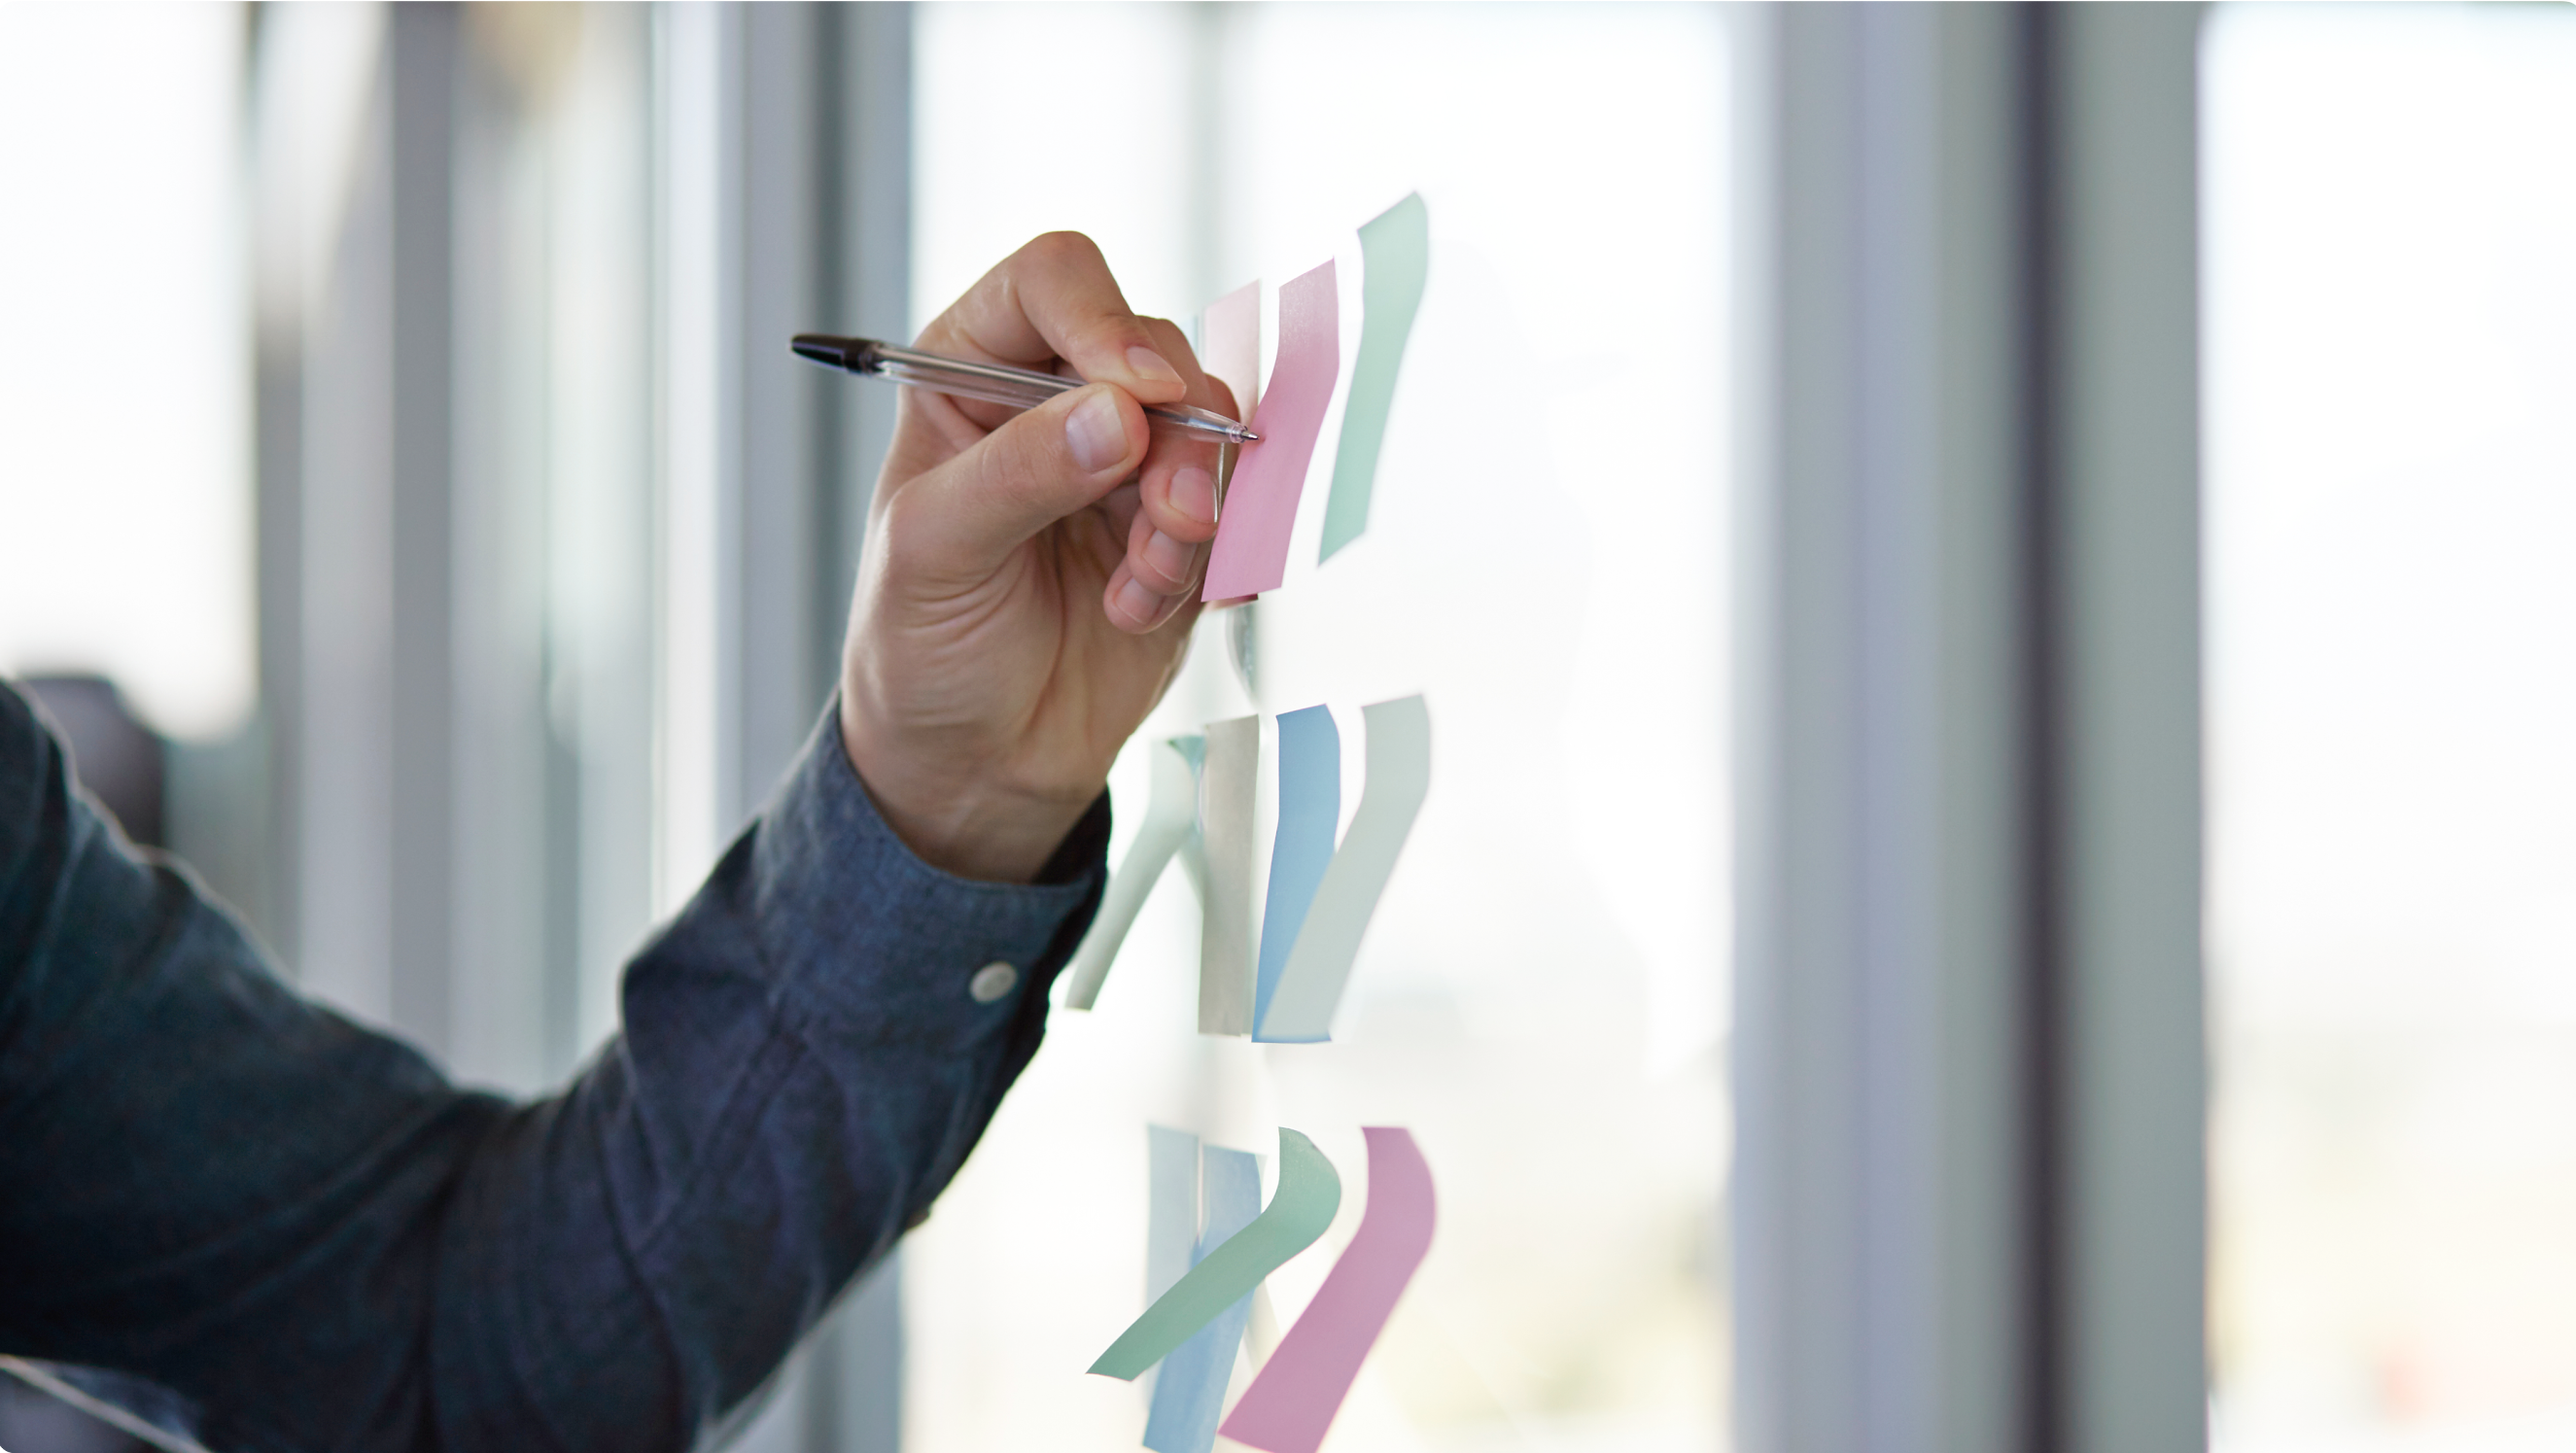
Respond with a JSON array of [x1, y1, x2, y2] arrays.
[[1143, 528, 1195, 584], [1126, 346, 1183, 389], [1114, 574, 1164, 626], [1170, 466, 1217, 527], [1066, 391, 1129, 473]]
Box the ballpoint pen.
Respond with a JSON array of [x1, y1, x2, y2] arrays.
[[790, 334, 1260, 446]]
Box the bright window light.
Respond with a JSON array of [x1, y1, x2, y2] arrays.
[[0, 3, 252, 741], [2206, 5, 2576, 1448]]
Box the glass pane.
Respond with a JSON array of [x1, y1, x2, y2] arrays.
[[2205, 6, 2576, 1447], [906, 8, 1732, 1453], [0, 3, 251, 740]]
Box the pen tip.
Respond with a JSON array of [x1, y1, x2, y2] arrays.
[[791, 334, 851, 368]]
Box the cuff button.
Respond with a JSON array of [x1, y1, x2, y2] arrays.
[[968, 960, 1020, 1004]]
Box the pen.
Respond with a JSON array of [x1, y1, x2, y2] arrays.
[[791, 334, 1260, 447]]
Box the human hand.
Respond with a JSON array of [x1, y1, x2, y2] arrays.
[[838, 233, 1236, 882]]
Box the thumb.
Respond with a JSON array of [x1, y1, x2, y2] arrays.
[[893, 383, 1147, 580]]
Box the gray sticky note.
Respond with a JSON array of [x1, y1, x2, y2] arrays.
[[1197, 714, 1258, 1036]]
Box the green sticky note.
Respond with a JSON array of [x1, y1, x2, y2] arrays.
[[1320, 193, 1429, 563], [1089, 1128, 1343, 1381]]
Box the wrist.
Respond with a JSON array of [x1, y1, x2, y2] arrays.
[[837, 710, 1094, 883]]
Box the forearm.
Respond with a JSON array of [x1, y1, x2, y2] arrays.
[[0, 688, 1107, 1453], [427, 712, 1108, 1448]]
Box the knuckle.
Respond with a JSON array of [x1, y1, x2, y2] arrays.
[[1023, 229, 1102, 270], [994, 409, 1086, 497]]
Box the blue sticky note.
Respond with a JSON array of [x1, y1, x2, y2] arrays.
[[1253, 695, 1431, 1045], [1142, 1148, 1263, 1453], [1253, 707, 1340, 1040]]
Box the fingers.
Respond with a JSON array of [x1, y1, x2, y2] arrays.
[[897, 236, 1230, 634], [1103, 532, 1201, 636], [1123, 486, 1202, 596], [1097, 317, 1230, 634], [892, 382, 1148, 582], [1131, 318, 1226, 552], [918, 231, 1189, 405]]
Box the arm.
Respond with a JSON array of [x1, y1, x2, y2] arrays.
[[0, 234, 1230, 1452], [0, 688, 1104, 1452]]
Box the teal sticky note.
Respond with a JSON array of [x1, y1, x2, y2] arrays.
[[1090, 1129, 1341, 1381], [1320, 193, 1429, 563], [1064, 741, 1201, 1011]]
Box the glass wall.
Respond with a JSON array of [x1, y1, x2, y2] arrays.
[[906, 9, 1731, 1453], [2, 8, 1736, 1445], [2204, 6, 2576, 1448], [0, 4, 252, 741]]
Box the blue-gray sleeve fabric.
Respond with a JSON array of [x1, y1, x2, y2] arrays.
[[0, 681, 1109, 1453]]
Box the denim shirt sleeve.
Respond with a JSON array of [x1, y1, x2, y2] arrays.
[[0, 683, 1109, 1453]]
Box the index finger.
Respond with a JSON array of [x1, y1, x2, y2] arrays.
[[916, 231, 1189, 405]]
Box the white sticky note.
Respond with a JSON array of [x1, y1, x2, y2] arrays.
[[1253, 695, 1431, 1043], [1201, 280, 1262, 432], [1178, 832, 1209, 909], [1148, 1124, 1201, 1304], [1063, 738, 1201, 1011], [1249, 1284, 1283, 1366], [1198, 714, 1259, 1036]]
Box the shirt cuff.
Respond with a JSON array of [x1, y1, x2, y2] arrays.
[[744, 700, 1112, 1053]]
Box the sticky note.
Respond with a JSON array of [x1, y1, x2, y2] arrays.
[[1148, 1126, 1201, 1305], [1198, 715, 1258, 1036], [1253, 695, 1432, 1043], [1142, 1147, 1262, 1453], [1178, 831, 1209, 911], [1173, 736, 1210, 908], [1203, 260, 1339, 601], [1248, 1284, 1283, 1364], [1220, 1128, 1438, 1453], [1201, 280, 1262, 432], [1064, 738, 1202, 1011], [1254, 707, 1340, 1042], [1320, 194, 1429, 563], [1090, 1128, 1342, 1381]]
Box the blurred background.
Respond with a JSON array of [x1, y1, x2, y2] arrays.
[[3, 5, 2574, 1453]]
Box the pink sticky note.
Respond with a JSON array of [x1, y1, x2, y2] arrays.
[[1203, 280, 1262, 427], [1218, 1127, 1436, 1453], [1203, 259, 1339, 602]]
